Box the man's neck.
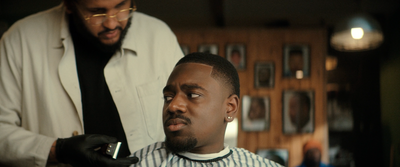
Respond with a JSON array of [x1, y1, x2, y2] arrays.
[[176, 144, 230, 161]]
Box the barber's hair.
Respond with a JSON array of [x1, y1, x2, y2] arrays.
[[63, 0, 79, 5], [175, 52, 240, 97], [64, 0, 134, 7], [293, 92, 311, 112]]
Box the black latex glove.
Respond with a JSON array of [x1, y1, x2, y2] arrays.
[[56, 134, 139, 167]]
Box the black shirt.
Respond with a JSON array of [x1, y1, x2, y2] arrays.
[[69, 19, 130, 158]]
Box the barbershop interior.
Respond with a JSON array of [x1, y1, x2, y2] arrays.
[[1, 0, 399, 167]]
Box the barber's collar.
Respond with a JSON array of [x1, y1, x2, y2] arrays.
[[120, 14, 137, 55], [53, 3, 69, 48]]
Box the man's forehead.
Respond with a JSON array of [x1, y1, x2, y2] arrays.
[[79, 0, 127, 7], [174, 63, 213, 75], [167, 63, 215, 85]]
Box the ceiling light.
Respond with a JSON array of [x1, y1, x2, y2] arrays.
[[330, 13, 383, 52]]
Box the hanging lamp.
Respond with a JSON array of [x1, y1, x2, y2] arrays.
[[330, 13, 384, 51]]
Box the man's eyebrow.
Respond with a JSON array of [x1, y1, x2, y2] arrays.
[[162, 84, 206, 93], [181, 84, 206, 92], [86, 7, 106, 13], [163, 85, 174, 93], [85, 0, 128, 11], [115, 0, 129, 8]]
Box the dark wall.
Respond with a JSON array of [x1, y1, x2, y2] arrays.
[[380, 6, 400, 167], [0, 0, 62, 37], [326, 14, 387, 166], [0, 0, 61, 24]]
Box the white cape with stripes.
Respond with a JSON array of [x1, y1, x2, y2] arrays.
[[130, 142, 283, 167]]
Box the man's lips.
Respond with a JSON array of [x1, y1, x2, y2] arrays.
[[99, 28, 121, 39], [165, 118, 188, 132], [102, 30, 118, 39]]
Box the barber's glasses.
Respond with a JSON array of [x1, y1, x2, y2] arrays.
[[83, 7, 136, 26]]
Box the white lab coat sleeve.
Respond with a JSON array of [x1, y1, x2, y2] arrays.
[[0, 25, 57, 167]]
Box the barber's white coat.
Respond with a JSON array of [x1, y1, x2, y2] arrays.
[[0, 4, 183, 166]]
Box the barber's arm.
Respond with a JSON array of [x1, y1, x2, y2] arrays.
[[0, 31, 57, 167], [1, 30, 138, 167]]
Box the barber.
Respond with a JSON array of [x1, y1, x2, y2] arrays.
[[0, 0, 183, 166]]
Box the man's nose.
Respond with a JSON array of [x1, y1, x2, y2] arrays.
[[167, 94, 187, 113], [102, 15, 119, 30]]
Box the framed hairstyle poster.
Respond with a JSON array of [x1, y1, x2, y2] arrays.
[[283, 44, 310, 79], [226, 44, 246, 70], [254, 62, 274, 88], [241, 95, 270, 131], [282, 90, 314, 134], [256, 149, 288, 166]]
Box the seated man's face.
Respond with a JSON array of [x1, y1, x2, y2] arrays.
[[162, 63, 231, 154]]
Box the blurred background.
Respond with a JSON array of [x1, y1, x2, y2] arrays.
[[1, 0, 399, 167]]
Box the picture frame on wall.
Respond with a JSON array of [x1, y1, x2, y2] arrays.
[[226, 44, 246, 70], [283, 44, 310, 79], [198, 44, 218, 55], [180, 44, 190, 55], [282, 90, 314, 134], [256, 148, 288, 167], [241, 95, 270, 131], [255, 62, 274, 88]]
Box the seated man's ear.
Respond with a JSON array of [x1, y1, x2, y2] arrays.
[[225, 94, 239, 122]]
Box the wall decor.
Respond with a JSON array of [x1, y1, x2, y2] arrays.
[[242, 95, 270, 131], [282, 90, 314, 134]]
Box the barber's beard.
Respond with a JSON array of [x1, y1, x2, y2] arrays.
[[165, 135, 197, 153], [69, 12, 132, 54]]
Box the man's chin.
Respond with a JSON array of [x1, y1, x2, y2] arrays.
[[95, 41, 121, 54], [100, 39, 120, 46], [165, 136, 197, 153]]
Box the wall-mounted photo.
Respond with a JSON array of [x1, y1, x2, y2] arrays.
[[256, 148, 288, 167], [180, 44, 190, 55], [255, 62, 274, 88], [241, 95, 270, 131], [282, 90, 314, 134], [226, 44, 246, 70], [283, 44, 310, 79], [198, 44, 218, 55]]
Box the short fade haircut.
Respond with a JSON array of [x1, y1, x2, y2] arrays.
[[175, 52, 240, 97]]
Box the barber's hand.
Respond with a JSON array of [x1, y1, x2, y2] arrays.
[[56, 134, 139, 167]]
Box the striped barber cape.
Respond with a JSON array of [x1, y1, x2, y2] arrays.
[[130, 142, 283, 167]]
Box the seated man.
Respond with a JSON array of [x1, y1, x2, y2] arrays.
[[129, 52, 282, 166]]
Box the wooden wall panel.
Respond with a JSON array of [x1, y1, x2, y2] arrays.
[[173, 28, 328, 167]]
